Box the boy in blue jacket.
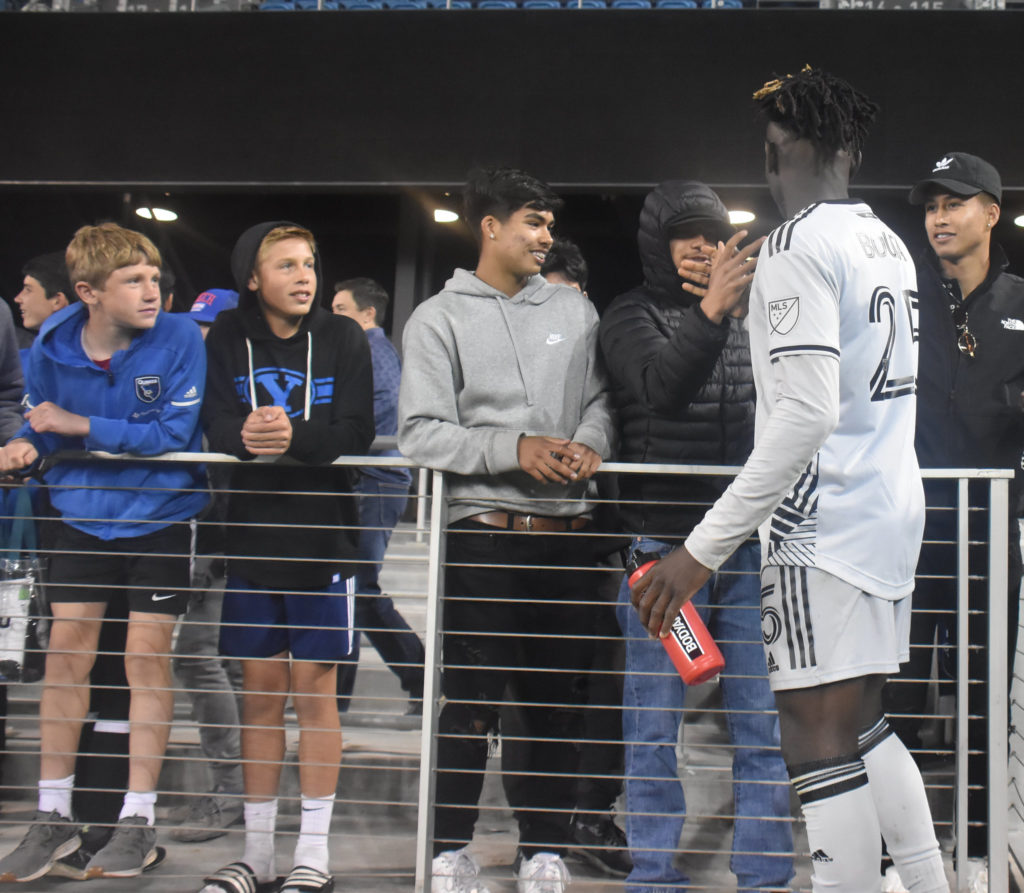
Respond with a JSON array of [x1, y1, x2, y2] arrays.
[[0, 223, 208, 882]]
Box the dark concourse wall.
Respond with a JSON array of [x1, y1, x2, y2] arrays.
[[0, 10, 1021, 192]]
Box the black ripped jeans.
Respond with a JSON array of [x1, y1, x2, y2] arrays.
[[432, 519, 603, 859]]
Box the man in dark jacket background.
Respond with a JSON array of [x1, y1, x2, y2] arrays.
[[599, 181, 793, 892], [883, 153, 1024, 891]]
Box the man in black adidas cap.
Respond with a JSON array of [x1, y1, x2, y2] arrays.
[[883, 151, 1024, 892]]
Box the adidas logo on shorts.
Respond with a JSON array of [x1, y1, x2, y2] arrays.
[[766, 652, 779, 674], [811, 849, 834, 864]]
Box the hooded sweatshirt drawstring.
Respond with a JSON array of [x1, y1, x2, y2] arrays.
[[245, 332, 313, 421], [494, 294, 534, 407]]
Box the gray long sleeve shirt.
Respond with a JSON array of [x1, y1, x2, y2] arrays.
[[398, 269, 614, 523]]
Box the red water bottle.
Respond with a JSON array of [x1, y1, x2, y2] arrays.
[[627, 551, 725, 685]]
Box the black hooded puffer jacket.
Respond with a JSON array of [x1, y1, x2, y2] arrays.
[[599, 181, 755, 541]]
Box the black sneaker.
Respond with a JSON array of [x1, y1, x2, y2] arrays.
[[567, 812, 632, 878], [83, 816, 157, 878], [0, 810, 81, 882]]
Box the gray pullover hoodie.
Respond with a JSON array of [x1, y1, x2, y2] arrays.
[[398, 268, 614, 523]]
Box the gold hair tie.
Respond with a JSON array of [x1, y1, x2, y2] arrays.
[[752, 63, 815, 101]]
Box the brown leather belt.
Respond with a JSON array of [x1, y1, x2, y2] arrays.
[[469, 511, 591, 533]]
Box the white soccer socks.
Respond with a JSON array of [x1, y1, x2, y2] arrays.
[[38, 775, 75, 819], [790, 755, 881, 892], [242, 798, 279, 883], [292, 793, 335, 875], [860, 718, 948, 893]]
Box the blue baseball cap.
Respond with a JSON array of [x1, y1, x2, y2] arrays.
[[189, 288, 239, 324]]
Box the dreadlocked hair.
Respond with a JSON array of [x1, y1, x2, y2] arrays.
[[753, 65, 879, 162]]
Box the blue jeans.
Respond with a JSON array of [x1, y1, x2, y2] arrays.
[[337, 478, 424, 707], [616, 538, 793, 892]]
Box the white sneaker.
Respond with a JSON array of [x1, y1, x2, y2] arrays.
[[517, 852, 571, 893], [964, 857, 987, 893], [881, 865, 909, 893], [431, 848, 491, 893]]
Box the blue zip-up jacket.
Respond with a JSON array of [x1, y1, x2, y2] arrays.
[[15, 302, 209, 540]]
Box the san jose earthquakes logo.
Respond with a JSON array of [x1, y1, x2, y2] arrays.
[[135, 375, 162, 403], [762, 606, 782, 646], [768, 297, 799, 335]]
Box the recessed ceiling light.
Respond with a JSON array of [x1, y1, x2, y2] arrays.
[[729, 210, 756, 225], [1015, 215, 1024, 228], [434, 209, 459, 223], [135, 207, 178, 222]]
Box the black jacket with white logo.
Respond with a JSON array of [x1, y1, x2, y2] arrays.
[[916, 244, 1024, 501]]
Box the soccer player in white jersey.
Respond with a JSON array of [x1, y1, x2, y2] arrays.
[[630, 67, 949, 893]]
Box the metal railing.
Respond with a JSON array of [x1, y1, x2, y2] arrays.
[[0, 453, 1013, 891]]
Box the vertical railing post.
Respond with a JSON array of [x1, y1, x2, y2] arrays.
[[955, 476, 970, 888], [416, 467, 429, 544], [414, 470, 447, 892], [988, 476, 1010, 893]]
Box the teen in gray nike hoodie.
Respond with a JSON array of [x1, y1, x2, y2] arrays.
[[398, 267, 613, 520]]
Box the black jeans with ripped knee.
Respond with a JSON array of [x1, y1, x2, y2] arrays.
[[431, 519, 605, 859]]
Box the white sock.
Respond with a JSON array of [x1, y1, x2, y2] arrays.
[[119, 790, 157, 824], [860, 718, 949, 893], [243, 799, 278, 883], [38, 775, 74, 819], [293, 794, 335, 874], [790, 756, 881, 892]]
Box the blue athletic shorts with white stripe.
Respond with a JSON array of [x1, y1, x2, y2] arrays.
[[219, 572, 355, 662]]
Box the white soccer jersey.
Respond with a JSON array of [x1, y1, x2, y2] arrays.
[[687, 199, 924, 599]]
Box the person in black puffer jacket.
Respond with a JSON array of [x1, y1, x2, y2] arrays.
[[599, 181, 794, 892]]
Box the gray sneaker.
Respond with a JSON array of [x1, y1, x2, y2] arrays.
[[83, 816, 157, 878], [0, 810, 81, 882], [171, 794, 244, 842]]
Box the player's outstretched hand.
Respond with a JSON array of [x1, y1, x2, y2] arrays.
[[631, 545, 712, 638], [680, 230, 765, 324], [517, 435, 576, 484], [0, 439, 39, 476], [242, 405, 293, 455]]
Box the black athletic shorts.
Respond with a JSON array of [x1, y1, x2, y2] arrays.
[[46, 521, 192, 616]]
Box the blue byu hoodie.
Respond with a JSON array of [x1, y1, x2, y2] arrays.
[[15, 302, 209, 539]]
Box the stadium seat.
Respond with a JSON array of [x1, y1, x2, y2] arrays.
[[523, 0, 561, 7], [611, 0, 651, 7], [656, 0, 697, 6], [386, 0, 428, 7], [339, 0, 381, 7], [569, 0, 607, 7], [702, 0, 743, 6], [296, 0, 340, 9], [259, 0, 294, 9], [477, 0, 517, 7]]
